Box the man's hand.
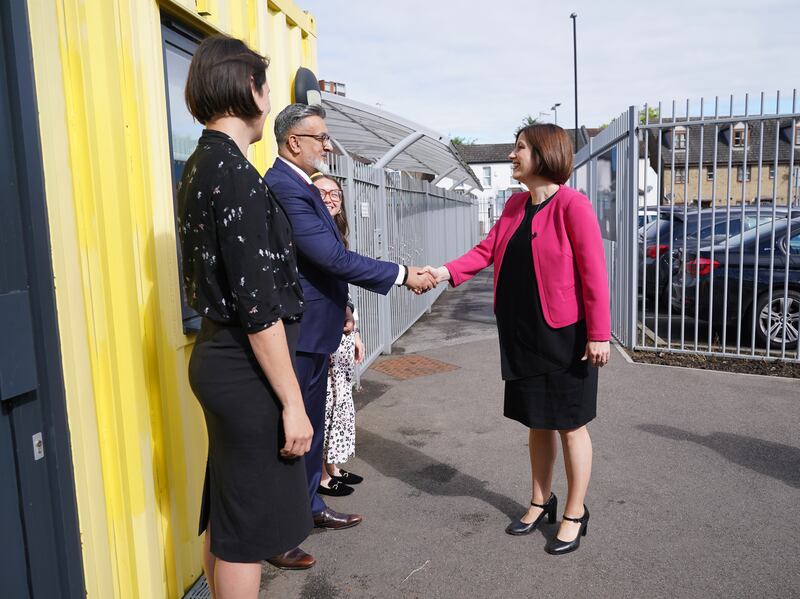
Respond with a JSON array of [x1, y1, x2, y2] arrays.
[[354, 331, 365, 364], [421, 265, 451, 283], [280, 403, 313, 458], [581, 341, 610, 367], [343, 306, 355, 335], [404, 265, 437, 294]]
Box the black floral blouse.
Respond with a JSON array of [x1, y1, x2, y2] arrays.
[[177, 130, 304, 333]]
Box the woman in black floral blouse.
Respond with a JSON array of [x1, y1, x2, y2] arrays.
[[177, 35, 313, 597]]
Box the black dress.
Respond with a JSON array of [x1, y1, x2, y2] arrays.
[[178, 130, 312, 562], [495, 193, 598, 430]]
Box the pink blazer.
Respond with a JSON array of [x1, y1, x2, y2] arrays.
[[445, 186, 610, 341]]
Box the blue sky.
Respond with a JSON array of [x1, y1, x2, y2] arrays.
[[298, 0, 798, 144]]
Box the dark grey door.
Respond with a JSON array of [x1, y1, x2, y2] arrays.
[[0, 17, 37, 598], [0, 2, 84, 598]]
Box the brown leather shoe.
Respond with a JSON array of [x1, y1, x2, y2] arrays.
[[266, 547, 316, 570], [312, 507, 363, 530]]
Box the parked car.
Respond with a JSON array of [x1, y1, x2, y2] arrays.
[[638, 208, 660, 229], [640, 207, 787, 302], [670, 216, 800, 348]]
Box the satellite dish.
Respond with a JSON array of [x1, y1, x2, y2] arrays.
[[293, 67, 321, 105]]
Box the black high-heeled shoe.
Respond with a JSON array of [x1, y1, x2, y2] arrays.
[[505, 493, 557, 535], [545, 505, 589, 555]]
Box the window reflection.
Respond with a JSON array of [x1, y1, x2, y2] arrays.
[[165, 45, 203, 184], [162, 21, 203, 332]]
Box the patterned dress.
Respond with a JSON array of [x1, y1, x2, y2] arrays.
[[323, 331, 357, 463]]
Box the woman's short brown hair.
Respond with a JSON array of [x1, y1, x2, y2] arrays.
[[185, 35, 270, 124], [515, 124, 574, 184]]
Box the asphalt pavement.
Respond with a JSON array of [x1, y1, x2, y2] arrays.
[[261, 271, 800, 599]]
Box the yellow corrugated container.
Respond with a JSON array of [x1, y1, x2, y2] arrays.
[[24, 1, 317, 597]]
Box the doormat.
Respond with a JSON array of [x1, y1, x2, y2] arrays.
[[371, 355, 459, 380], [183, 576, 211, 599]]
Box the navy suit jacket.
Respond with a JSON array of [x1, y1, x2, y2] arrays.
[[265, 158, 398, 354]]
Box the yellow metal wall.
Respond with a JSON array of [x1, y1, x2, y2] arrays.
[[25, 1, 317, 597]]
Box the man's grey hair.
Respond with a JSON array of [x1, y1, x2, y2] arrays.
[[274, 103, 327, 145]]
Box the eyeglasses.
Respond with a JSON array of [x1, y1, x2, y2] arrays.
[[318, 189, 342, 202], [293, 133, 332, 145]]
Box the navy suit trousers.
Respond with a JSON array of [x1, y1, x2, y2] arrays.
[[295, 350, 329, 514]]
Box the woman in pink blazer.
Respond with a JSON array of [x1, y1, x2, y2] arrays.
[[426, 124, 610, 555]]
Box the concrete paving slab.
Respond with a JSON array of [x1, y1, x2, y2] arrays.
[[261, 272, 799, 599]]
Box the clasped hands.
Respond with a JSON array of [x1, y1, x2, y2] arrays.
[[404, 265, 451, 294]]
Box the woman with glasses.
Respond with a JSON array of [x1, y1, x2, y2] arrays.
[[311, 174, 366, 496]]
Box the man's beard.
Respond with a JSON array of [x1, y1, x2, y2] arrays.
[[310, 157, 330, 175]]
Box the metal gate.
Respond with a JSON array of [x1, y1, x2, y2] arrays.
[[327, 154, 479, 373], [574, 93, 800, 363]]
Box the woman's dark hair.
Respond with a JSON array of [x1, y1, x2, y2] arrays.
[[316, 176, 350, 248], [514, 124, 574, 184], [185, 35, 270, 124]]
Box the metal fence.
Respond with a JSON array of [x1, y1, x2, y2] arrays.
[[326, 154, 480, 376], [573, 93, 800, 363]]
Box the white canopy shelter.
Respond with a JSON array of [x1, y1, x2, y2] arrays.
[[320, 92, 482, 191]]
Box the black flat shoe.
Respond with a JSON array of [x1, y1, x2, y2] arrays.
[[505, 493, 557, 535], [332, 469, 363, 485], [317, 479, 354, 497], [545, 505, 589, 555]]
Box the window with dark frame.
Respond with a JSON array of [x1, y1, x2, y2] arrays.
[[161, 18, 205, 333], [675, 167, 686, 183], [769, 164, 776, 179], [706, 166, 715, 181], [795, 123, 800, 146]]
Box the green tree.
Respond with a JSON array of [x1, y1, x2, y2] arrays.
[[451, 135, 476, 146], [639, 106, 660, 124], [521, 114, 538, 127]]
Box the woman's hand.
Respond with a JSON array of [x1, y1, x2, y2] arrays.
[[582, 340, 610, 367], [354, 331, 365, 364], [343, 306, 355, 335], [421, 265, 451, 283], [280, 403, 313, 458]]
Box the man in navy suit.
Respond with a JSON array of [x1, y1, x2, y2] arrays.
[[265, 103, 436, 569]]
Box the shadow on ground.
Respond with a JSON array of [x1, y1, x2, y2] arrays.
[[638, 424, 800, 488], [356, 427, 523, 521]]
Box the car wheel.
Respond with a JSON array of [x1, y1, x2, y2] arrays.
[[754, 288, 800, 348]]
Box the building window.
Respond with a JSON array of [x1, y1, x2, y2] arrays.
[[674, 127, 687, 150], [732, 123, 747, 147], [706, 167, 715, 181], [795, 123, 800, 146], [162, 18, 204, 332], [769, 165, 776, 179], [482, 166, 492, 187], [675, 167, 686, 183], [736, 166, 751, 182]]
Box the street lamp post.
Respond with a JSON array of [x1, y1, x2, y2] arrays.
[[551, 102, 561, 125], [570, 12, 578, 149]]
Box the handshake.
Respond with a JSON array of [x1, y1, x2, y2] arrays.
[[403, 265, 451, 295]]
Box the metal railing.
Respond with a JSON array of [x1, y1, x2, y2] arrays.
[[573, 93, 800, 363], [326, 154, 479, 376]]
